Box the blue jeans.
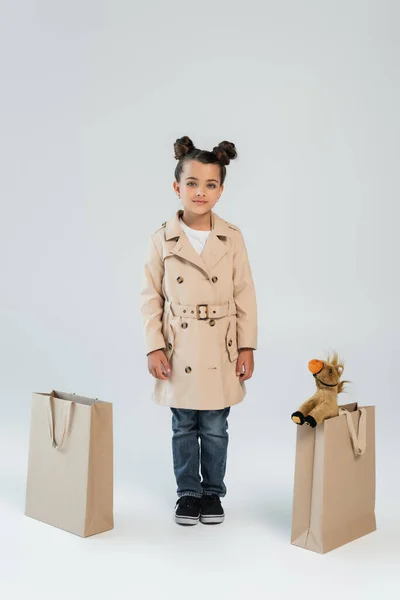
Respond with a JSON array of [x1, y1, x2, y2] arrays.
[[171, 407, 230, 498]]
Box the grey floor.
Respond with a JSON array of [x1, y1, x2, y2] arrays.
[[1, 414, 399, 600]]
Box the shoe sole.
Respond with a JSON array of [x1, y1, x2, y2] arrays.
[[175, 515, 200, 526], [200, 514, 225, 524]]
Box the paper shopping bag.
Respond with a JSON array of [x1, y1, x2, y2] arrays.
[[291, 402, 376, 553], [25, 390, 114, 537]]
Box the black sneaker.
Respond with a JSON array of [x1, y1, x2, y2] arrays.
[[174, 495, 201, 525], [200, 494, 225, 524]]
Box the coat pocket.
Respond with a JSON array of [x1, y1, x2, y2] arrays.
[[225, 317, 239, 362], [163, 315, 179, 361]]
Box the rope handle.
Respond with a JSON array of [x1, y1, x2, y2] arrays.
[[47, 396, 74, 450], [338, 407, 367, 457]]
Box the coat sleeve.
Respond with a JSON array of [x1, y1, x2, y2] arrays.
[[232, 229, 258, 350], [140, 234, 166, 355]]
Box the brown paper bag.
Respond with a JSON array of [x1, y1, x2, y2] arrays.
[[291, 402, 376, 553], [25, 390, 114, 537]]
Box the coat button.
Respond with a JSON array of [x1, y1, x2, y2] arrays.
[[211, 276, 218, 283], [228, 339, 232, 346], [181, 322, 188, 329], [177, 276, 184, 283], [167, 342, 173, 350], [209, 319, 216, 327], [185, 366, 192, 373]]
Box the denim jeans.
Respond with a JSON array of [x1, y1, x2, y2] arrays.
[[171, 407, 230, 498]]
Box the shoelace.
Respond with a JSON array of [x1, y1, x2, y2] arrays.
[[202, 494, 221, 507], [177, 496, 200, 508]]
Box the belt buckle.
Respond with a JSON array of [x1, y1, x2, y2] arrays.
[[196, 304, 209, 320]]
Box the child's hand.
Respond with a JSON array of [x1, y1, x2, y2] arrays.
[[236, 349, 254, 381], [147, 349, 171, 380]]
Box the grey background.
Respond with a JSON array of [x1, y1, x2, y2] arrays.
[[1, 1, 399, 598]]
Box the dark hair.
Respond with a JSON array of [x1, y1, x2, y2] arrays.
[[173, 136, 237, 185]]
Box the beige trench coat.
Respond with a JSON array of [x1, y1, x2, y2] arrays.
[[140, 209, 258, 410]]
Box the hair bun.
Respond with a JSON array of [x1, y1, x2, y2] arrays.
[[212, 141, 237, 166], [174, 136, 195, 160]]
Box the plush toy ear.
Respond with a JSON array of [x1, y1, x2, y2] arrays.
[[336, 364, 344, 376]]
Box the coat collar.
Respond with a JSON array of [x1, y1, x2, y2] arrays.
[[165, 209, 232, 241], [164, 209, 233, 277]]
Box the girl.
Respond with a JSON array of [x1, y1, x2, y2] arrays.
[[140, 136, 257, 525]]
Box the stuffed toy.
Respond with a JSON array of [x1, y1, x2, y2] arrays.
[[291, 352, 350, 428]]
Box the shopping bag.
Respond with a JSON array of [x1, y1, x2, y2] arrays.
[[291, 402, 376, 553], [25, 390, 113, 537]]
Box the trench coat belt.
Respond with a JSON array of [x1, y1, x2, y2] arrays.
[[165, 300, 236, 320]]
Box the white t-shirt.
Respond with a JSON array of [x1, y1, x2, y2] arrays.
[[179, 217, 210, 255]]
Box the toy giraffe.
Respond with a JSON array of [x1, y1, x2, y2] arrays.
[[291, 352, 350, 428]]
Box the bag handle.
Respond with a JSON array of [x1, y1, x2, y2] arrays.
[[338, 407, 367, 457], [47, 396, 74, 450]]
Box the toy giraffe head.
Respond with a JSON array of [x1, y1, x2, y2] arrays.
[[308, 352, 350, 393]]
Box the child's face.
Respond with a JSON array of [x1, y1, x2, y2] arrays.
[[173, 160, 224, 215]]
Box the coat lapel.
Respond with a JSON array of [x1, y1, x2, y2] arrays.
[[168, 233, 209, 276], [200, 229, 228, 273], [164, 209, 232, 277]]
